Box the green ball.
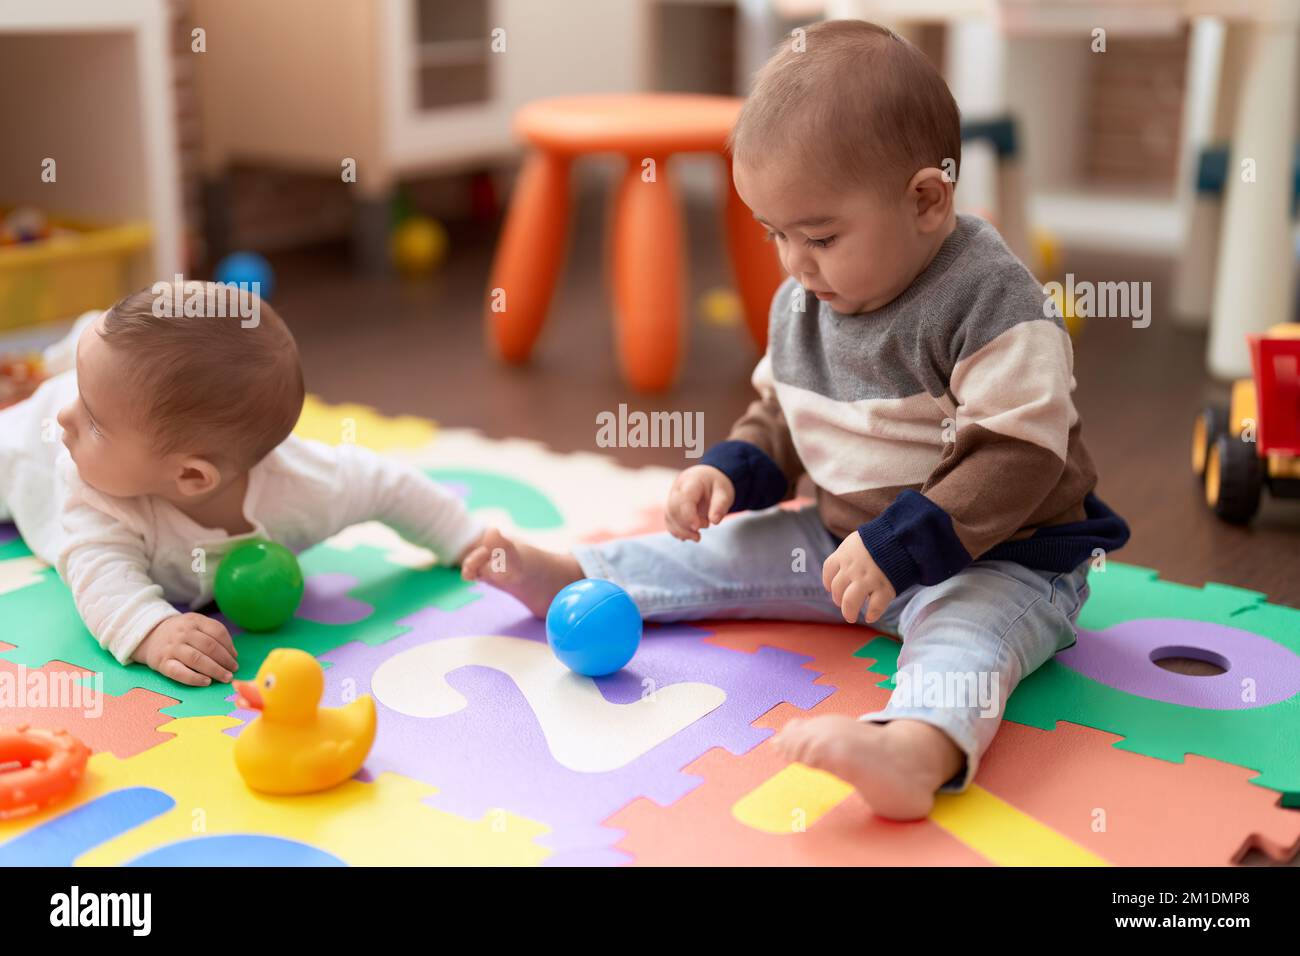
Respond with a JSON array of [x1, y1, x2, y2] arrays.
[[214, 540, 304, 632]]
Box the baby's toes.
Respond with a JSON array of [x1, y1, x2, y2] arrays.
[[772, 719, 808, 758], [478, 529, 520, 570], [460, 547, 489, 580]]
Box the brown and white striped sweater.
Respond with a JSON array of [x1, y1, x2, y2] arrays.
[[700, 214, 1129, 592]]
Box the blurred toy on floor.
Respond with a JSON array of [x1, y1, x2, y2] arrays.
[[0, 354, 43, 409]]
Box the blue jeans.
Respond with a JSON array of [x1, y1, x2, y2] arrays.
[[573, 504, 1091, 792]]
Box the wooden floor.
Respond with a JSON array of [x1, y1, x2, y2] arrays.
[[271, 190, 1300, 608]]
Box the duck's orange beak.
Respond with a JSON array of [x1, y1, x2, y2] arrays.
[[234, 680, 263, 711]]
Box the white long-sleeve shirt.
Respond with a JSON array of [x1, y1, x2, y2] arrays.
[[1, 368, 483, 665]]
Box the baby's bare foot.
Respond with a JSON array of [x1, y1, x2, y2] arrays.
[[773, 714, 965, 821], [461, 527, 583, 618]]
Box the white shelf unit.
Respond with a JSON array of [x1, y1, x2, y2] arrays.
[[0, 0, 184, 283], [192, 0, 651, 268]]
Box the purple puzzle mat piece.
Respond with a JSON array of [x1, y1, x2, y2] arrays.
[[295, 573, 372, 625], [0, 522, 18, 546], [1058, 617, 1300, 709], [231, 587, 832, 866], [441, 482, 471, 501]]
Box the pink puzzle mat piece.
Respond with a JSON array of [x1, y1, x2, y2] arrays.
[[974, 721, 1300, 865], [624, 619, 1300, 866], [607, 619, 988, 865], [0, 642, 178, 758], [609, 742, 990, 866], [702, 618, 896, 732], [577, 505, 666, 543]]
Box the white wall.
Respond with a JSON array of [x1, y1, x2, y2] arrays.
[[1004, 33, 1092, 193], [0, 33, 149, 224]]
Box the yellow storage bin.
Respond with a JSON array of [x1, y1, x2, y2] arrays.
[[0, 209, 151, 331]]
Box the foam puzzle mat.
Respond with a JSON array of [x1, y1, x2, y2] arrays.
[[1, 396, 1298, 866]]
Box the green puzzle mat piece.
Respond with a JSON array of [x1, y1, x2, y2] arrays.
[[857, 562, 1300, 794], [426, 469, 564, 529], [0, 466, 567, 720], [0, 537, 480, 719], [1071, 562, 1283, 632]]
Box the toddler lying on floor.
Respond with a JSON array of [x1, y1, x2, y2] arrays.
[[0, 283, 482, 686]]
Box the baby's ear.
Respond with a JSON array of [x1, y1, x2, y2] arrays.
[[174, 455, 222, 497], [909, 166, 953, 228]]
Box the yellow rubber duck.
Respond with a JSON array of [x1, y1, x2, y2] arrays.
[[233, 648, 377, 795]]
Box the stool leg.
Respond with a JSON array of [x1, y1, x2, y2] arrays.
[[486, 149, 571, 364], [611, 155, 683, 392], [723, 155, 785, 353]]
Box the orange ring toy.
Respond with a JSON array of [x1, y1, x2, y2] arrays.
[[0, 726, 90, 820]]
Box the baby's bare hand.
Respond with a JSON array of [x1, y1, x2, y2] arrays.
[[665, 466, 734, 542], [822, 534, 897, 624], [133, 613, 238, 687]]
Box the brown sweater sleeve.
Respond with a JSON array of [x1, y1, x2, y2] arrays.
[[859, 317, 1086, 589], [921, 318, 1079, 559]]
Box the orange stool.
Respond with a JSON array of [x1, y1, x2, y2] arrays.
[[485, 94, 785, 392]]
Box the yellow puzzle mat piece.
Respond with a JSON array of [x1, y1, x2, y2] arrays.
[[733, 763, 1107, 867], [0, 555, 46, 596], [294, 394, 438, 450], [0, 716, 552, 866]]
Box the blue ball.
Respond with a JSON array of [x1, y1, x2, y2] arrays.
[[214, 251, 276, 301], [545, 579, 642, 677]]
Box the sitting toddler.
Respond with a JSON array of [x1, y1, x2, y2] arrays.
[[0, 282, 482, 686], [465, 20, 1130, 820]]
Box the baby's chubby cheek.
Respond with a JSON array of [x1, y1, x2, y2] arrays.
[[77, 465, 128, 498], [57, 426, 78, 463], [58, 439, 109, 492], [65, 444, 95, 482]]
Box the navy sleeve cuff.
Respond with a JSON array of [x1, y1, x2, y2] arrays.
[[857, 490, 972, 592], [698, 440, 789, 513]]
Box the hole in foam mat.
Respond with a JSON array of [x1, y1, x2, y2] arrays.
[[1150, 645, 1230, 677]]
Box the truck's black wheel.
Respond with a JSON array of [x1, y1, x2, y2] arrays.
[[1192, 404, 1229, 479], [1205, 433, 1263, 524]]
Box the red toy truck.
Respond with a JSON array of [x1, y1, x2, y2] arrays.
[[1192, 323, 1300, 523]]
